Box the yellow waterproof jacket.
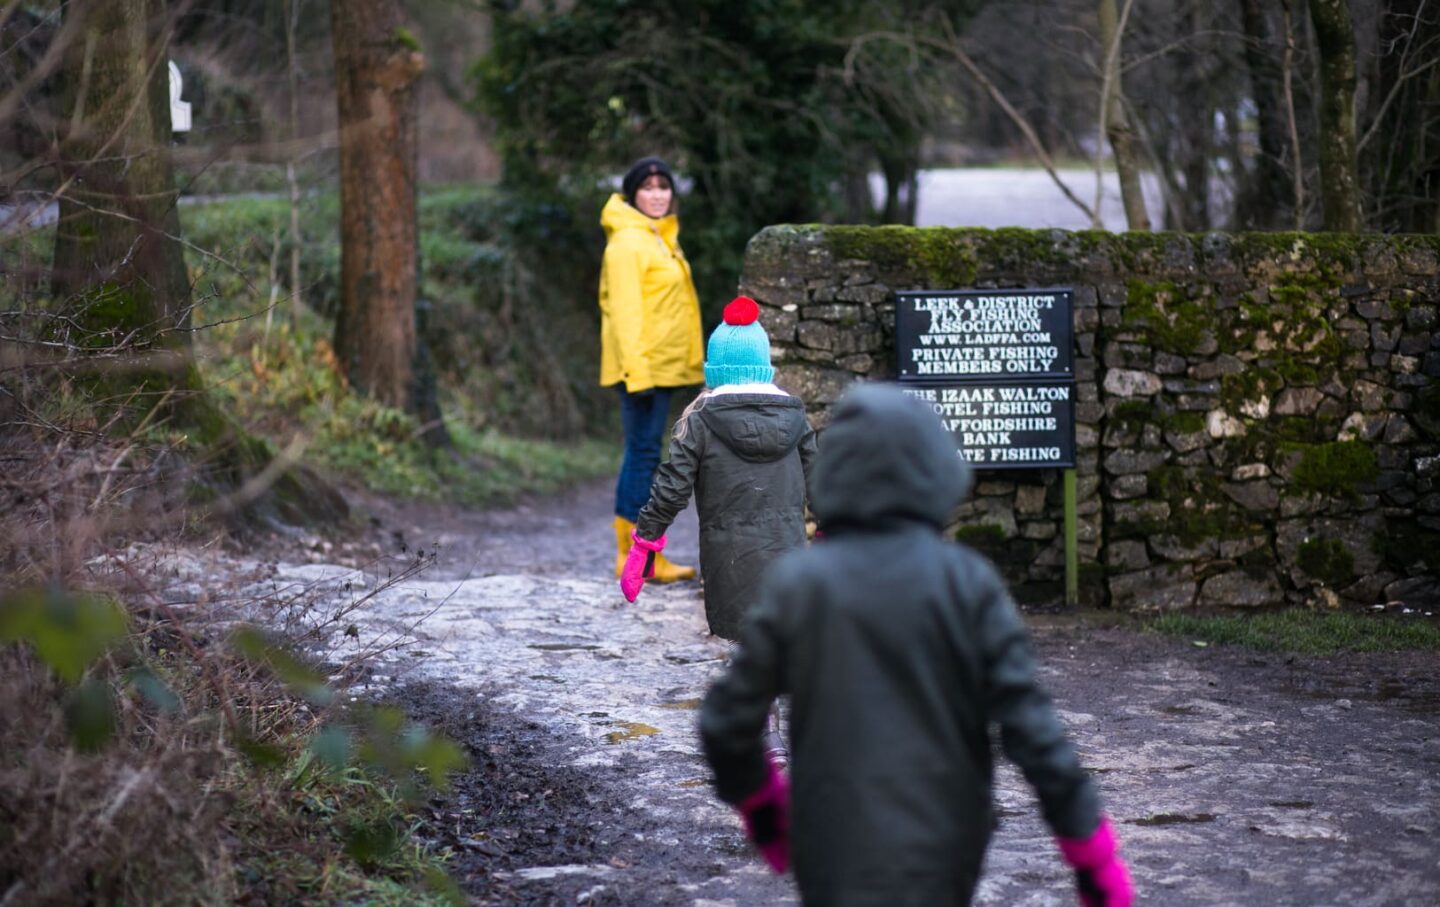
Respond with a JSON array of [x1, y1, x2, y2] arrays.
[[598, 193, 704, 392]]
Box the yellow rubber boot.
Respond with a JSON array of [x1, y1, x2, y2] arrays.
[[614, 516, 696, 582], [648, 550, 696, 583], [614, 516, 636, 578]]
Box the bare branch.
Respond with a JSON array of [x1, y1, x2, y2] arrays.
[[1281, 1, 1306, 229], [842, 25, 1098, 224]]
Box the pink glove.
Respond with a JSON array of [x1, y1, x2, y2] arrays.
[[620, 531, 666, 602], [1056, 816, 1134, 907], [738, 759, 790, 873]]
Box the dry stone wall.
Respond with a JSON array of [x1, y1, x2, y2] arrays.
[[739, 225, 1440, 610]]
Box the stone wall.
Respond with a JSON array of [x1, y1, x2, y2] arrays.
[[739, 226, 1440, 610]]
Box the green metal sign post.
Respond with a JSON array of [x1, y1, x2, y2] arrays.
[[1064, 468, 1078, 606]]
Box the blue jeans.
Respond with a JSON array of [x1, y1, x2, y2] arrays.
[[615, 386, 674, 522]]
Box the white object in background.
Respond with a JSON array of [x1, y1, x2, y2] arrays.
[[169, 60, 191, 133]]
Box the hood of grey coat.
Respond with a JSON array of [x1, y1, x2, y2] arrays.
[[697, 394, 809, 463], [811, 382, 974, 529]]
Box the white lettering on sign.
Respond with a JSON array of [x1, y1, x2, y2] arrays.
[[899, 290, 1071, 379], [900, 383, 1071, 468], [169, 61, 192, 133]]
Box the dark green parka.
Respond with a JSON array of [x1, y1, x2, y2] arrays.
[[636, 389, 818, 640], [699, 383, 1100, 906]]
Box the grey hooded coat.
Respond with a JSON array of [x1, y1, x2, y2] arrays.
[[636, 391, 817, 640], [699, 383, 1101, 905]]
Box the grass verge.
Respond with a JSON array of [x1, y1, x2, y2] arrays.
[[1145, 610, 1440, 656]]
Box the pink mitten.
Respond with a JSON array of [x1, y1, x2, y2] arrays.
[[620, 531, 667, 602], [1056, 816, 1134, 907], [738, 759, 790, 873]]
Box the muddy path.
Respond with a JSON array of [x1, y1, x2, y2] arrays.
[[236, 482, 1440, 906]]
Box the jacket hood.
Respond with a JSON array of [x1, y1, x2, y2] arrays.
[[811, 383, 973, 530], [697, 394, 809, 463], [600, 193, 678, 244]]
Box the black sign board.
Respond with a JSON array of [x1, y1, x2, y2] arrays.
[[895, 289, 1074, 381], [900, 381, 1076, 469]]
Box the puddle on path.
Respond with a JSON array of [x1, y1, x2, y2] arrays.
[[1130, 813, 1218, 826], [1280, 676, 1440, 714], [604, 721, 660, 744]]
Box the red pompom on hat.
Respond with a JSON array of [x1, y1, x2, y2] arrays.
[[723, 296, 760, 326], [706, 296, 772, 387]]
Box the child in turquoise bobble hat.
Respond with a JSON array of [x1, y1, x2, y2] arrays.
[[620, 296, 816, 767]]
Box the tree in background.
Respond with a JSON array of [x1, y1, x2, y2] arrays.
[[329, 0, 440, 435], [50, 0, 195, 370], [1097, 0, 1151, 229], [1308, 0, 1364, 230], [1361, 0, 1440, 232], [1235, 0, 1297, 229]]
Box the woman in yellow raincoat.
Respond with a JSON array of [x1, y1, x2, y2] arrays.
[[599, 157, 703, 582]]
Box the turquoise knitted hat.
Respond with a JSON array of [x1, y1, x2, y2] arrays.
[[704, 296, 774, 388]]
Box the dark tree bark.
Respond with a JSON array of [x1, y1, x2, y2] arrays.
[[1308, 0, 1365, 230], [330, 0, 427, 414], [1236, 0, 1296, 228], [1176, 0, 1215, 230], [50, 0, 192, 354], [878, 146, 920, 225]]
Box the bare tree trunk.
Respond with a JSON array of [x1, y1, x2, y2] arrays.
[[1097, 0, 1151, 230], [1281, 0, 1309, 228], [1237, 0, 1295, 228], [285, 0, 304, 327], [1307, 0, 1365, 230], [50, 0, 191, 353], [330, 0, 425, 412], [879, 147, 920, 225]]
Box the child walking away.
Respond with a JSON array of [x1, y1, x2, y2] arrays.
[[620, 296, 817, 764], [698, 383, 1134, 906]]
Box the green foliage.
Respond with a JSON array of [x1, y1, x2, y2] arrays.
[[1, 580, 466, 900], [1296, 538, 1356, 587], [475, 1, 978, 314], [1146, 610, 1440, 655], [185, 186, 613, 435], [0, 587, 128, 683]]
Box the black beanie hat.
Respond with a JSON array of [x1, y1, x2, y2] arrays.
[[622, 156, 675, 205]]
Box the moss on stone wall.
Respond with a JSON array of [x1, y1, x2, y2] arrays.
[[1297, 537, 1357, 587], [1120, 280, 1215, 355], [746, 223, 1439, 609], [823, 226, 978, 287], [1371, 526, 1440, 573], [1150, 464, 1257, 544], [1289, 441, 1380, 497], [954, 524, 1008, 546]]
